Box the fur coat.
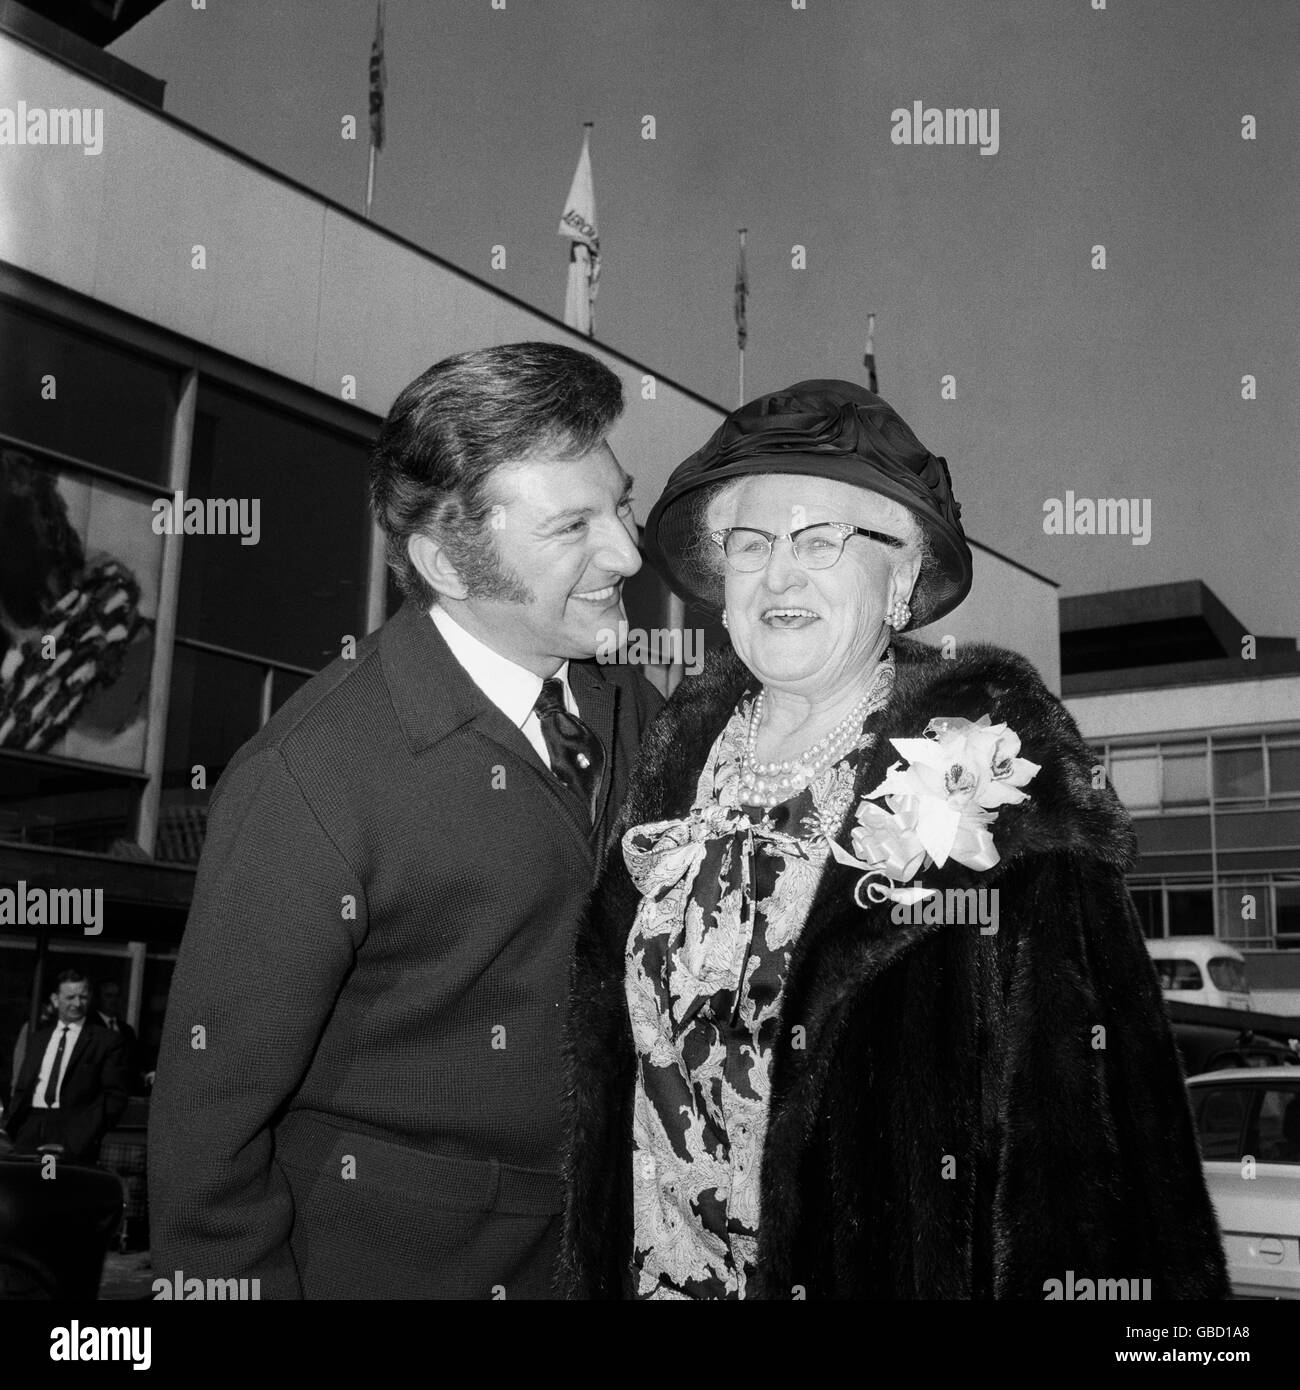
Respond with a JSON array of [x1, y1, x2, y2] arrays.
[[558, 638, 1228, 1299]]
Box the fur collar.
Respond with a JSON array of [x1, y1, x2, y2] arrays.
[[618, 637, 1136, 876]]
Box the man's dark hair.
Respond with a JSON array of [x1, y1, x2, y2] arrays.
[[369, 342, 624, 604], [53, 969, 90, 989]]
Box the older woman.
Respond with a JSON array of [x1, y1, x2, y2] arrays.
[[558, 380, 1227, 1300]]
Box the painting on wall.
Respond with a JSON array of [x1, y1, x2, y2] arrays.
[[0, 447, 161, 770]]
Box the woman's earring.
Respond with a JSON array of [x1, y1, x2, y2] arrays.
[[721, 610, 730, 629], [887, 596, 910, 630]]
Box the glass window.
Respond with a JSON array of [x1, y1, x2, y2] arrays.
[[0, 938, 41, 1091], [1196, 1087, 1251, 1162], [1128, 887, 1162, 938], [1, 448, 163, 772], [1256, 1088, 1300, 1165], [1276, 885, 1300, 949], [1154, 958, 1203, 992], [137, 953, 176, 1082], [156, 643, 265, 863], [1213, 744, 1264, 801], [177, 383, 371, 670], [1216, 886, 1271, 945], [1207, 957, 1249, 993], [1167, 888, 1214, 936], [0, 751, 141, 853], [271, 669, 308, 715], [1110, 752, 1160, 809], [1162, 745, 1207, 806], [1268, 743, 1300, 800], [0, 301, 176, 484]]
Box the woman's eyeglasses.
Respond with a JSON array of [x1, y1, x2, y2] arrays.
[[709, 522, 905, 572]]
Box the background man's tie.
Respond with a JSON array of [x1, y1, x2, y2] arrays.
[[533, 677, 605, 824], [43, 1025, 69, 1107]]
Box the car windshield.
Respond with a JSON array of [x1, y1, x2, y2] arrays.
[[1155, 959, 1203, 991], [1208, 958, 1249, 993]]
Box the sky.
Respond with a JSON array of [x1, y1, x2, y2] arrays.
[[111, 0, 1300, 638]]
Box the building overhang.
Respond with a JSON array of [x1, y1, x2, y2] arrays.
[[0, 840, 195, 916]]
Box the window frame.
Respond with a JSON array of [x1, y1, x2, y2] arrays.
[[0, 269, 382, 862]]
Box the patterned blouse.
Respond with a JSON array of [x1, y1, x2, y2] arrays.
[[622, 697, 878, 1299]]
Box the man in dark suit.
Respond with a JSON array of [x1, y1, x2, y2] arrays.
[[93, 980, 136, 1044], [149, 343, 663, 1299], [5, 970, 129, 1164], [94, 979, 140, 1092]]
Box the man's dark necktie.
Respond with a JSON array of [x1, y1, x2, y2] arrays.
[[43, 1025, 68, 1107], [533, 677, 605, 824]]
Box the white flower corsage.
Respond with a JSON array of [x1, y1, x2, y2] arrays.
[[828, 715, 1040, 907]]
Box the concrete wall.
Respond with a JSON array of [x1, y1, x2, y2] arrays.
[[1067, 675, 1300, 742]]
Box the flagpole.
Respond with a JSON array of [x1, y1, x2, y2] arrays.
[[584, 123, 595, 338], [737, 228, 747, 408], [864, 311, 877, 392], [560, 123, 598, 337], [366, 0, 385, 221]]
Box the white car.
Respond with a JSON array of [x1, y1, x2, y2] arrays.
[[1188, 1067, 1300, 1298], [1148, 937, 1252, 1011]]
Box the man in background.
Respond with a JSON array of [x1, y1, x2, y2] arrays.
[[95, 978, 142, 1094], [5, 969, 129, 1164]]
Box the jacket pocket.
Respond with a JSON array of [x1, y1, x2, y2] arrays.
[[272, 1110, 563, 1216]]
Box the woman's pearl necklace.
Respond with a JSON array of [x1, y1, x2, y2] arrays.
[[737, 652, 896, 808]]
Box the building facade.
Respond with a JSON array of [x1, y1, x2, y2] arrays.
[[1063, 582, 1300, 1000]]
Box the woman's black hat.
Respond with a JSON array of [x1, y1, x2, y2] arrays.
[[643, 379, 973, 630]]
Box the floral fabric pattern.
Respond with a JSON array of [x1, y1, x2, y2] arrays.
[[622, 699, 872, 1299]]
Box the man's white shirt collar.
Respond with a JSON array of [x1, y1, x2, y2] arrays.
[[428, 603, 576, 731]]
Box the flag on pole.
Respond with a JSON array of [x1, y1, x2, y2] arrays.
[[559, 126, 599, 337], [863, 312, 878, 393], [369, 1, 387, 153], [734, 229, 748, 350]]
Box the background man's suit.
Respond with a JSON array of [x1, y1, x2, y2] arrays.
[[96, 1012, 141, 1091], [148, 599, 661, 1298], [5, 1020, 128, 1163], [96, 1012, 138, 1051]]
